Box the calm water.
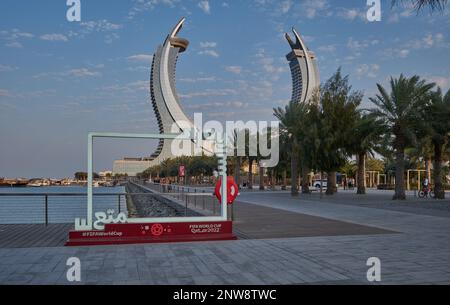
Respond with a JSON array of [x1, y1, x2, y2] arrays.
[[0, 186, 126, 225]]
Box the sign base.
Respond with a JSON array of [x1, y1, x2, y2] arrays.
[[66, 221, 237, 247]]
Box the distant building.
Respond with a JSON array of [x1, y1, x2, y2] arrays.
[[112, 159, 153, 177], [98, 171, 113, 178], [285, 27, 320, 103], [112, 18, 213, 176]]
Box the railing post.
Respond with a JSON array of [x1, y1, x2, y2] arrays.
[[194, 189, 197, 208], [44, 195, 48, 226], [185, 188, 188, 217], [202, 190, 206, 210]]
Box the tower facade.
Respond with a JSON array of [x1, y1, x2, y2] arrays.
[[148, 17, 195, 166], [113, 18, 197, 176], [285, 28, 320, 103]]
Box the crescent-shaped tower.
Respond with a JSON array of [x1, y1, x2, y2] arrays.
[[148, 17, 196, 166], [113, 18, 200, 176], [285, 28, 320, 103]]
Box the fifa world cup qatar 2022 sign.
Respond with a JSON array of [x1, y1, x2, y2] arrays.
[[65, 132, 236, 247]]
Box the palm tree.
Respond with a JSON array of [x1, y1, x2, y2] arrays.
[[276, 132, 291, 190], [230, 129, 246, 189], [274, 101, 302, 196], [348, 113, 385, 194], [317, 69, 362, 195], [392, 0, 448, 12], [245, 131, 258, 190], [426, 88, 450, 199], [369, 75, 435, 200], [405, 136, 433, 181]]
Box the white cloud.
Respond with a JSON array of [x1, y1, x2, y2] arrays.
[[179, 76, 217, 83], [429, 76, 450, 90], [317, 45, 336, 53], [198, 50, 219, 58], [179, 88, 238, 99], [5, 41, 23, 48], [388, 13, 400, 23], [0, 89, 10, 97], [40, 34, 68, 42], [0, 29, 34, 41], [66, 68, 101, 78], [379, 48, 410, 59], [80, 20, 123, 33], [100, 80, 148, 93], [200, 41, 217, 48], [407, 33, 446, 49], [398, 49, 410, 58], [185, 100, 248, 110], [105, 33, 120, 44], [280, 0, 293, 14], [347, 37, 369, 52], [198, 1, 211, 14], [255, 49, 285, 78], [128, 0, 182, 19], [338, 8, 364, 21], [127, 66, 149, 72], [301, 0, 329, 19], [225, 66, 242, 74], [0, 65, 18, 72], [127, 54, 154, 63], [356, 64, 380, 79], [33, 68, 101, 79], [346, 37, 378, 55]]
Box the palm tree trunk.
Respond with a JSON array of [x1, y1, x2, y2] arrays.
[[357, 152, 366, 195], [393, 135, 406, 200], [234, 157, 241, 188], [326, 172, 337, 195], [271, 169, 276, 190], [248, 159, 254, 190], [291, 145, 299, 197], [259, 163, 265, 190], [282, 169, 287, 190], [301, 162, 310, 194], [433, 141, 445, 199], [425, 158, 432, 182]]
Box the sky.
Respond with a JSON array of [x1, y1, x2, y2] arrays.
[[0, 0, 449, 178]]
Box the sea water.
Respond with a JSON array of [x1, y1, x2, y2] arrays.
[[0, 186, 126, 225]]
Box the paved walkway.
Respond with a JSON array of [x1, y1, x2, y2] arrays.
[[0, 191, 449, 284], [0, 224, 72, 248]]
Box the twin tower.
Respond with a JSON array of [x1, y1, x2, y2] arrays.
[[113, 18, 320, 175]]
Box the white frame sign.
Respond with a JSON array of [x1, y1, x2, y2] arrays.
[[75, 132, 228, 231]]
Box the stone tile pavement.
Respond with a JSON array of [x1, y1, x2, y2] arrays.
[[1, 191, 449, 285]]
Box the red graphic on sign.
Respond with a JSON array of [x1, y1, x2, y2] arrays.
[[179, 165, 186, 177], [215, 176, 239, 205], [150, 224, 164, 236], [66, 221, 237, 246]]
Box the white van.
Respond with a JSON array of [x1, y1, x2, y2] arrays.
[[313, 180, 328, 189]]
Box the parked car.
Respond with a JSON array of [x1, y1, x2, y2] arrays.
[[313, 179, 340, 190], [313, 180, 328, 189]]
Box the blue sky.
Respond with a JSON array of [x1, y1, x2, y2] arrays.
[[0, 0, 449, 178]]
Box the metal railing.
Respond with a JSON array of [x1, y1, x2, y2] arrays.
[[140, 182, 221, 216], [0, 193, 129, 226], [0, 188, 222, 225]]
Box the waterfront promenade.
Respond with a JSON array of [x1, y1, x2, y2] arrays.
[[0, 190, 449, 284]]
